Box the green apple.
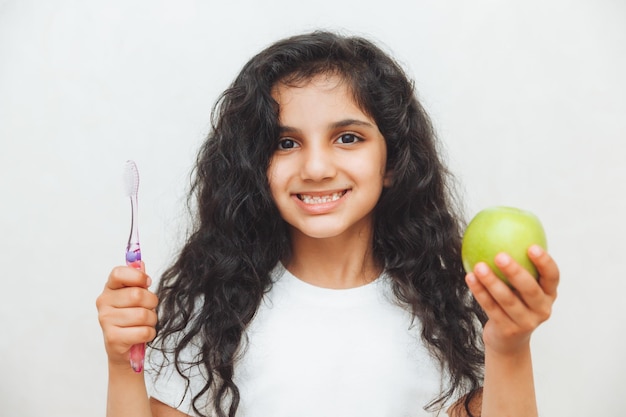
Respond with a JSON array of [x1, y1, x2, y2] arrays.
[[461, 206, 547, 285]]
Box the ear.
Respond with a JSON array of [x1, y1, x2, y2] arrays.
[[383, 169, 394, 187]]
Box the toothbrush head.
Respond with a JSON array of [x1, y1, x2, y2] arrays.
[[124, 160, 140, 197]]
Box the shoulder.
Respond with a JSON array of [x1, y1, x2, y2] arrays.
[[447, 388, 483, 417]]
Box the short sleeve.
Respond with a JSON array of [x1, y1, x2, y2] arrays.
[[144, 340, 211, 417]]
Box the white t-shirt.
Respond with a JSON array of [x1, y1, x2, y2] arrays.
[[146, 264, 447, 416]]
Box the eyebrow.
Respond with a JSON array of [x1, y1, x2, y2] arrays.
[[278, 118, 375, 134]]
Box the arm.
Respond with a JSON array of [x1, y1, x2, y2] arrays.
[[96, 263, 158, 417], [465, 245, 559, 417], [106, 363, 191, 417]]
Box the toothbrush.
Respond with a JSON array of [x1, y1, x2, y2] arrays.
[[123, 160, 145, 373]]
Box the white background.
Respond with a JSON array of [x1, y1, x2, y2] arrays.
[[1, 1, 625, 416]]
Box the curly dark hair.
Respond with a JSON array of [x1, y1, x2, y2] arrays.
[[151, 30, 487, 417]]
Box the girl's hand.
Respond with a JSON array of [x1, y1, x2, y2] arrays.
[[465, 245, 559, 355], [96, 263, 159, 368]]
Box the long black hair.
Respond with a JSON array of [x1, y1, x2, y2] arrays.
[[152, 30, 487, 417]]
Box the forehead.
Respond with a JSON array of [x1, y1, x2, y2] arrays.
[[272, 73, 345, 98], [271, 74, 368, 121]]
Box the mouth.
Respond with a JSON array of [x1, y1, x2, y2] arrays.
[[296, 190, 348, 205]]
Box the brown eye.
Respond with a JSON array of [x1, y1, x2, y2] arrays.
[[277, 138, 299, 150], [336, 133, 361, 144]]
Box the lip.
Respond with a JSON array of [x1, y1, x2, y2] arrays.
[[291, 189, 350, 214]]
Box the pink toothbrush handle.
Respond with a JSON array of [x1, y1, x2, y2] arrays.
[[130, 343, 146, 373], [126, 250, 145, 373]]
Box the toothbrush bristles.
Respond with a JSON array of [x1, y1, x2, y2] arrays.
[[124, 160, 140, 197]]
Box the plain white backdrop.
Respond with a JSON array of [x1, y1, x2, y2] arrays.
[[1, 1, 625, 415]]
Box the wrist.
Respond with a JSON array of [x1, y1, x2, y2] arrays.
[[483, 330, 532, 357], [482, 341, 537, 417], [484, 341, 534, 377], [485, 339, 531, 359], [108, 358, 143, 376]]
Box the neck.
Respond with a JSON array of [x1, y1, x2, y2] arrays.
[[285, 228, 382, 289]]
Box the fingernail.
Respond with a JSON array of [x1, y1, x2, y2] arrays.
[[466, 273, 477, 284], [475, 262, 489, 276], [495, 253, 511, 267], [529, 245, 544, 257], [146, 276, 152, 287]]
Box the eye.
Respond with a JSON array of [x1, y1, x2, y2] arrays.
[[336, 133, 361, 144], [277, 138, 299, 150]]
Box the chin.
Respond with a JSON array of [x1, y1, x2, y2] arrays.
[[296, 228, 345, 240], [290, 219, 372, 241]]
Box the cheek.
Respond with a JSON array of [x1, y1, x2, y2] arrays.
[[381, 155, 392, 187], [266, 171, 277, 196], [372, 146, 388, 182], [379, 145, 390, 186], [266, 161, 285, 198]]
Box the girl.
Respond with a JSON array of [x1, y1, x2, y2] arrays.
[[97, 31, 559, 417]]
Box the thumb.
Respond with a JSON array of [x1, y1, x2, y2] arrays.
[[135, 261, 151, 287], [125, 260, 151, 288]]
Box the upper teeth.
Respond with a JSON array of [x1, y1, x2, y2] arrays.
[[299, 192, 344, 204]]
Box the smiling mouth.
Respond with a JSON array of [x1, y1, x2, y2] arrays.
[[297, 190, 348, 204]]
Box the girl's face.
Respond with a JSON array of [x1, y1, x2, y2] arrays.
[[267, 74, 391, 242]]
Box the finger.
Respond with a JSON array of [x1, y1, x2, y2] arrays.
[[98, 304, 158, 348], [466, 272, 498, 313], [108, 307, 158, 329], [466, 264, 524, 325], [528, 245, 560, 298], [106, 265, 152, 291], [494, 252, 555, 320], [494, 252, 544, 300], [474, 260, 545, 329], [97, 284, 158, 314], [103, 325, 157, 354], [109, 286, 159, 309]]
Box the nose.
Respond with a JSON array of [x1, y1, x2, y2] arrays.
[[300, 144, 336, 181]]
